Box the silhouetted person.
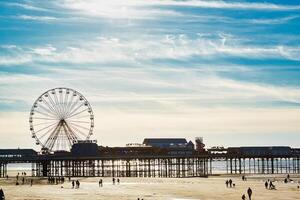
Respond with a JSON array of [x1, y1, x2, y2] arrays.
[[112, 177, 115, 185], [99, 179, 103, 187], [22, 177, 25, 184], [241, 194, 246, 200], [31, 179, 33, 186], [269, 181, 275, 190], [76, 180, 80, 188], [117, 178, 120, 184], [265, 181, 268, 189], [0, 188, 4, 200], [6, 175, 8, 180], [247, 187, 253, 200], [72, 180, 75, 189], [229, 179, 232, 187], [225, 180, 229, 187], [287, 174, 290, 180]]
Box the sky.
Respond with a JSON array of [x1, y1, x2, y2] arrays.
[[0, 0, 300, 149]]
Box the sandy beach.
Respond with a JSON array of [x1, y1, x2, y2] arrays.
[[1, 174, 299, 200]]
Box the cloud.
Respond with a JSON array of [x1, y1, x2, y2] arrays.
[[152, 0, 300, 11], [248, 16, 300, 25], [5, 2, 49, 12], [1, 34, 300, 67], [57, 0, 300, 21], [16, 15, 58, 22], [58, 0, 182, 19], [0, 55, 32, 65]]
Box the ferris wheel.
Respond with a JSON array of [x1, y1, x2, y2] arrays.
[[29, 88, 94, 152]]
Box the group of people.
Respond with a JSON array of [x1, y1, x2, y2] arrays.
[[112, 177, 120, 185], [241, 187, 252, 200], [265, 179, 276, 190], [0, 188, 4, 200], [225, 179, 235, 187], [241, 176, 247, 181], [15, 175, 33, 186], [71, 180, 81, 189], [48, 177, 65, 185]]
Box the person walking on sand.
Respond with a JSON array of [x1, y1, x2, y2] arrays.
[[0, 188, 4, 200], [99, 179, 103, 187], [72, 180, 75, 189], [225, 180, 229, 187], [30, 179, 33, 186], [75, 180, 79, 188], [229, 179, 233, 188], [241, 194, 246, 200], [112, 177, 115, 185], [265, 181, 268, 189], [247, 187, 253, 200], [117, 178, 120, 184]]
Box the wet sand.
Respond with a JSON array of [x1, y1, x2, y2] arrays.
[[0, 174, 300, 200]]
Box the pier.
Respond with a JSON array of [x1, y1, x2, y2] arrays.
[[1, 142, 300, 178]]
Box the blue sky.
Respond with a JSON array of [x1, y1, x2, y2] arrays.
[[0, 0, 300, 149]]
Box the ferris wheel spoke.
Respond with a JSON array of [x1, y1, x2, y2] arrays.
[[66, 98, 80, 117], [65, 93, 75, 115], [48, 94, 63, 118], [41, 97, 60, 117], [53, 92, 63, 118], [45, 123, 62, 150], [34, 121, 59, 134], [34, 121, 59, 126], [67, 122, 90, 131], [37, 101, 59, 118], [32, 117, 58, 121], [38, 123, 59, 141], [67, 123, 88, 139], [34, 110, 57, 120], [66, 120, 90, 124], [65, 102, 86, 118], [67, 126, 80, 141], [34, 109, 58, 119], [58, 90, 66, 118], [70, 115, 91, 120], [63, 123, 78, 145], [62, 90, 69, 118], [66, 108, 88, 119]]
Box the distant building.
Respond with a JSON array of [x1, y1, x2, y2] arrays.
[[227, 146, 292, 157], [143, 138, 194, 149], [0, 149, 37, 158]]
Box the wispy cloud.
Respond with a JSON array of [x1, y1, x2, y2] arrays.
[[151, 0, 300, 11], [5, 2, 49, 12], [57, 0, 300, 21], [249, 16, 299, 25], [1, 34, 299, 66], [16, 15, 58, 22]]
